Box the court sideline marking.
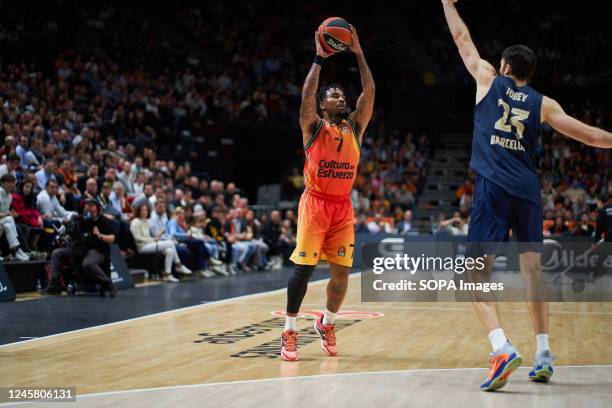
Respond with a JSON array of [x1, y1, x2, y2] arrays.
[[64, 364, 612, 401]]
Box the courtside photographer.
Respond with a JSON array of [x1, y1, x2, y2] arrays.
[[44, 198, 117, 297]]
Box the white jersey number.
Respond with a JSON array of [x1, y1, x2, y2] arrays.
[[494, 99, 530, 140]]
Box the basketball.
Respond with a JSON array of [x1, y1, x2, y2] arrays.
[[318, 17, 352, 53]]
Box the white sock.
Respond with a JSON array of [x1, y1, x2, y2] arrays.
[[536, 333, 550, 354], [284, 316, 297, 331], [322, 309, 337, 325], [488, 328, 507, 352]]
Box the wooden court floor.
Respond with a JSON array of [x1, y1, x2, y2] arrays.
[[1, 274, 611, 406]]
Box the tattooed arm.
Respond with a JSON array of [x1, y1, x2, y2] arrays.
[[300, 31, 332, 147]]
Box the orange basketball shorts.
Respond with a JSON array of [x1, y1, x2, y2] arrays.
[[289, 190, 355, 268]]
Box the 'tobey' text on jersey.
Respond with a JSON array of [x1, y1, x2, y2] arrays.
[[471, 76, 543, 206], [303, 118, 360, 196]]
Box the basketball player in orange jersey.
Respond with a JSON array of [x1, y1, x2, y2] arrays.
[[280, 26, 375, 361], [442, 0, 612, 391]]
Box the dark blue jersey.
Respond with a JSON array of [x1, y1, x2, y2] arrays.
[[470, 76, 543, 205]]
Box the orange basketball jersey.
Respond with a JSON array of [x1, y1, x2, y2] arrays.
[[303, 118, 360, 196]]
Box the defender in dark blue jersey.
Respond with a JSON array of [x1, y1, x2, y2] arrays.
[[442, 0, 612, 392]]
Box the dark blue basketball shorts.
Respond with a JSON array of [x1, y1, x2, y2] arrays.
[[467, 174, 543, 253]]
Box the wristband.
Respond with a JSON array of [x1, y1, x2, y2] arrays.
[[314, 55, 324, 66]]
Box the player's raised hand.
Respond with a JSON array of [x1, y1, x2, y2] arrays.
[[315, 31, 333, 58], [441, 0, 458, 4], [348, 25, 363, 55]]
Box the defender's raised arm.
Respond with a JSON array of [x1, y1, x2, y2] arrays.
[[441, 0, 495, 88], [541, 96, 612, 148]]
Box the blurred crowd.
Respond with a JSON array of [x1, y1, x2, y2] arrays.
[[0, 55, 301, 271]]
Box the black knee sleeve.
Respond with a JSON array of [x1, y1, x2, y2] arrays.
[[286, 264, 315, 314]]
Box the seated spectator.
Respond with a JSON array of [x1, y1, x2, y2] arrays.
[[225, 208, 255, 272], [571, 213, 594, 237], [0, 154, 20, 179], [35, 159, 58, 192], [109, 181, 131, 221], [261, 210, 293, 265], [0, 174, 30, 261], [80, 178, 99, 209], [205, 207, 235, 274], [439, 211, 469, 235], [11, 180, 43, 252], [548, 216, 570, 236], [130, 203, 190, 282], [355, 214, 369, 233], [396, 210, 413, 234], [117, 161, 135, 194], [56, 158, 81, 210], [133, 172, 147, 196], [279, 219, 296, 267], [167, 206, 213, 276], [37, 179, 76, 228], [456, 179, 474, 207], [244, 209, 269, 270], [367, 213, 393, 233], [188, 213, 224, 276], [1, 136, 17, 162]]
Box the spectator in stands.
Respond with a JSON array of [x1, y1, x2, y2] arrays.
[[10, 180, 43, 252], [432, 212, 450, 235], [166, 206, 212, 275], [0, 154, 20, 178], [367, 214, 393, 233], [15, 136, 30, 169], [439, 211, 469, 235], [206, 207, 235, 274], [56, 158, 81, 209], [35, 159, 58, 192], [572, 213, 595, 237], [37, 179, 75, 227], [226, 208, 255, 271], [188, 213, 223, 276], [117, 161, 135, 194], [109, 181, 131, 221], [0, 174, 30, 261], [244, 209, 269, 270], [396, 210, 414, 234], [279, 219, 296, 267], [548, 216, 569, 236], [1, 136, 17, 162], [261, 210, 286, 266], [456, 178, 474, 207], [130, 203, 190, 282], [133, 172, 147, 196], [80, 178, 99, 209], [355, 214, 369, 233]]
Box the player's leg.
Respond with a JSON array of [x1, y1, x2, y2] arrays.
[[468, 255, 502, 334], [282, 193, 329, 361], [468, 175, 522, 391], [314, 200, 354, 356], [513, 198, 553, 382]]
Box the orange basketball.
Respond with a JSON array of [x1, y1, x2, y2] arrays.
[[318, 17, 352, 54]]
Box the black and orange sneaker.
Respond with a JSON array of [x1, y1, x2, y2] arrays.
[[314, 316, 338, 356]]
